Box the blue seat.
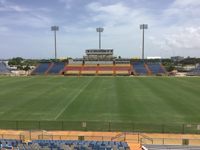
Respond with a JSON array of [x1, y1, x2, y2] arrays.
[[32, 63, 50, 74], [30, 140, 130, 150], [148, 63, 165, 74], [48, 62, 65, 74], [133, 62, 147, 75]]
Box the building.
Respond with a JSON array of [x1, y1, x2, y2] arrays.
[[83, 49, 114, 61], [171, 56, 184, 62]]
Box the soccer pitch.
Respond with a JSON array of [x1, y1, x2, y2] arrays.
[[0, 76, 200, 132]]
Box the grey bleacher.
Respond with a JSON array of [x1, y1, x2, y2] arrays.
[[0, 61, 11, 74], [115, 58, 130, 64], [68, 59, 83, 65], [85, 61, 113, 65], [187, 64, 200, 76], [142, 144, 200, 150]]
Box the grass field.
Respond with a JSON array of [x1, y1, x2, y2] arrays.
[[0, 76, 200, 132]]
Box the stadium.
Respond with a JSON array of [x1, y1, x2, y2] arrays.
[[1, 41, 200, 150], [1, 1, 200, 150]]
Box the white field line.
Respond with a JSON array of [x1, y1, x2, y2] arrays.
[[54, 77, 94, 120]]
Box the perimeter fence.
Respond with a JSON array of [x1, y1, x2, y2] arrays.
[[0, 120, 200, 134]]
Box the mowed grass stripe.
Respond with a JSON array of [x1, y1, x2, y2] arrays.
[[0, 76, 200, 125], [57, 77, 119, 121], [0, 77, 91, 120], [54, 77, 94, 120], [141, 77, 200, 123]]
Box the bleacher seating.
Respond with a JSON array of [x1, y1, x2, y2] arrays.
[[65, 64, 82, 75], [0, 139, 130, 150], [64, 64, 131, 76], [0, 139, 22, 149], [132, 62, 147, 75], [32, 63, 51, 75], [187, 65, 200, 76], [81, 65, 97, 75], [48, 62, 65, 74], [98, 64, 114, 75], [33, 62, 167, 76], [114, 64, 131, 75], [142, 144, 200, 150], [85, 61, 113, 65], [29, 140, 130, 150], [147, 63, 166, 75], [0, 61, 11, 74]]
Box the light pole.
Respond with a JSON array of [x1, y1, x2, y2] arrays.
[[96, 27, 104, 49], [51, 26, 59, 59], [140, 24, 148, 61]]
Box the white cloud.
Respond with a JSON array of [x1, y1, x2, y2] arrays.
[[0, 0, 29, 12], [164, 0, 200, 25], [0, 13, 52, 28], [173, 0, 200, 8], [147, 0, 200, 57], [0, 26, 9, 32], [165, 27, 200, 49], [1, 0, 200, 58], [86, 2, 154, 27], [0, 0, 52, 28], [59, 0, 73, 9]]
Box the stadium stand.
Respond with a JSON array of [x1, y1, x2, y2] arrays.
[[31, 50, 168, 76], [98, 64, 114, 75], [0, 139, 22, 149], [147, 63, 166, 75], [187, 64, 200, 76], [114, 64, 131, 75], [0, 61, 11, 74], [81, 65, 97, 75], [65, 64, 82, 75], [31, 63, 52, 75], [47, 62, 65, 75], [142, 144, 200, 150], [64, 63, 131, 76], [68, 58, 83, 65], [33, 62, 167, 76], [28, 140, 130, 150], [0, 139, 130, 150], [85, 61, 113, 65], [132, 62, 148, 75], [115, 58, 130, 64]]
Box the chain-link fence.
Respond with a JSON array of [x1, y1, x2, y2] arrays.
[[141, 138, 200, 146], [0, 120, 200, 134], [0, 134, 25, 141]]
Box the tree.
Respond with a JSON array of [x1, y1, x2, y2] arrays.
[[166, 65, 175, 72], [24, 65, 31, 71], [8, 57, 23, 66]]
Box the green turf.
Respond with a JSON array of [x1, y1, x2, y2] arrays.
[[0, 76, 200, 132]]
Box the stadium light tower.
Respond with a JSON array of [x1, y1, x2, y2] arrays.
[[140, 24, 148, 60], [51, 26, 59, 59], [96, 27, 104, 49]]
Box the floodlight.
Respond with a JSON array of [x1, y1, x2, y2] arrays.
[[51, 26, 59, 59], [140, 24, 148, 60], [96, 27, 104, 49]]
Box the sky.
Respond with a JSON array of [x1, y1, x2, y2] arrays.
[[0, 0, 200, 59]]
